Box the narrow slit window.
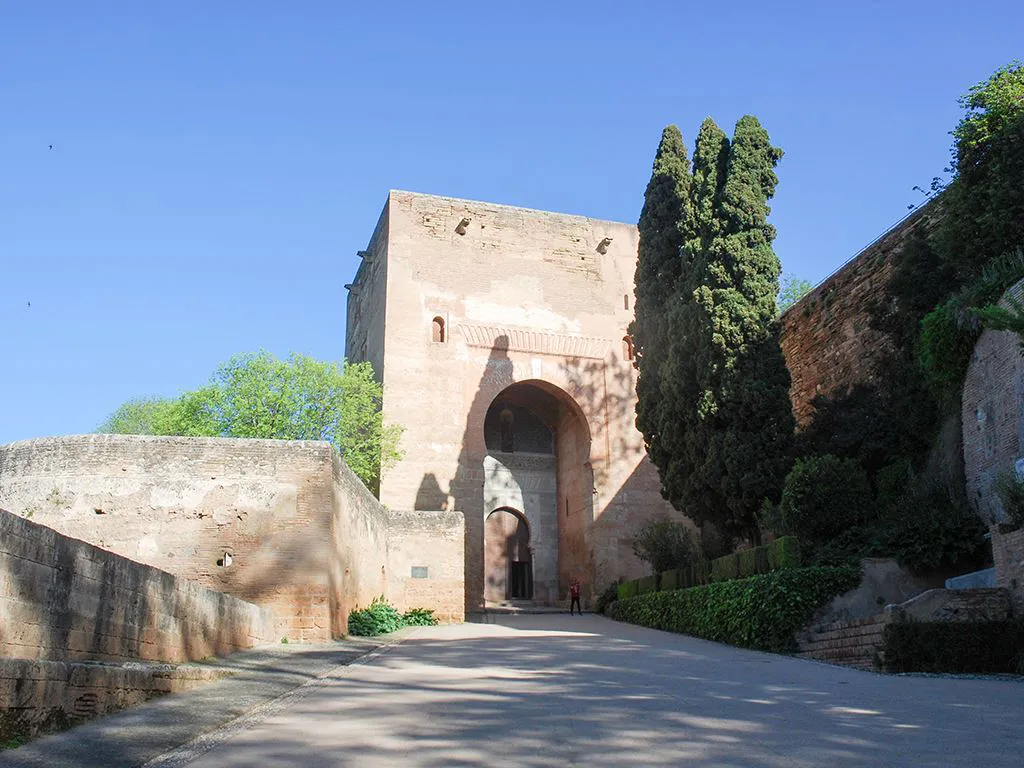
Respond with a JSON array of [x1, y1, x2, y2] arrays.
[[431, 316, 446, 343], [624, 294, 630, 310]]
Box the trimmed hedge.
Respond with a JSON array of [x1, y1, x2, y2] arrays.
[[614, 567, 861, 652], [883, 621, 1024, 674], [617, 579, 639, 601], [617, 536, 802, 599]]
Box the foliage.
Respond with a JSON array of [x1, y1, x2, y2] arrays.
[[595, 580, 620, 615], [779, 455, 872, 542], [614, 567, 861, 652], [401, 608, 439, 627], [883, 621, 1024, 674], [975, 291, 1024, 346], [617, 579, 639, 601], [777, 275, 814, 313], [653, 116, 793, 541], [347, 597, 437, 635], [993, 471, 1024, 530], [348, 596, 405, 636], [938, 61, 1024, 282], [632, 126, 692, 486], [917, 300, 978, 408], [619, 536, 800, 597], [631, 516, 698, 574], [880, 483, 987, 572], [99, 351, 403, 493]]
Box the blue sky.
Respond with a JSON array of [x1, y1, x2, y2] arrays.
[[2, 2, 1022, 444]]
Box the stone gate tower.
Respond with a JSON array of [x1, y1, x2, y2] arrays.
[[345, 190, 686, 611]]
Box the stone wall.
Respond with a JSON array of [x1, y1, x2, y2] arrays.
[[0, 508, 273, 664], [0, 435, 466, 640], [961, 278, 1024, 613], [779, 208, 929, 427], [386, 509, 465, 623]]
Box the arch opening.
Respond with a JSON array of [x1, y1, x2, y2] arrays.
[[481, 380, 593, 606], [484, 507, 533, 602]]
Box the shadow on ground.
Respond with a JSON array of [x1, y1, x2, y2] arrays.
[[178, 614, 1024, 768]]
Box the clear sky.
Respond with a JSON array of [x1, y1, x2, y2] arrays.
[[1, 1, 1022, 444]]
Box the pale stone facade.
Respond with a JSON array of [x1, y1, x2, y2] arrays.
[[346, 191, 688, 609]]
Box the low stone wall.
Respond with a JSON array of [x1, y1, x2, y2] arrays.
[[796, 614, 891, 670], [387, 509, 465, 623], [0, 658, 222, 742], [797, 587, 1012, 670], [992, 526, 1024, 615], [0, 436, 466, 642], [1, 509, 274, 663]]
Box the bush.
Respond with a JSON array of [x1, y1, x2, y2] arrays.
[[347, 597, 438, 636], [994, 471, 1024, 530], [617, 580, 639, 601], [880, 485, 987, 572], [595, 581, 620, 614], [883, 621, 1024, 674], [637, 574, 659, 595], [632, 516, 698, 573], [614, 567, 861, 652], [401, 608, 439, 627], [780, 455, 872, 542]]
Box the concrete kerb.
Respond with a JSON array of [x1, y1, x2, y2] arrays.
[[0, 630, 418, 768]]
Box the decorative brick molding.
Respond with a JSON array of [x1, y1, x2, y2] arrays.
[[457, 323, 612, 359]]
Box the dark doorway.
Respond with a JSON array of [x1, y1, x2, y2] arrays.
[[484, 507, 534, 602]]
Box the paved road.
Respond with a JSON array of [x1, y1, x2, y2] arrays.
[[145, 614, 1024, 767]]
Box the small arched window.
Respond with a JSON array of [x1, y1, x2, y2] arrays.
[[622, 335, 634, 361], [431, 316, 446, 343]]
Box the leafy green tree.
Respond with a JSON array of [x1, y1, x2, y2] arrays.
[[668, 116, 794, 542], [777, 275, 813, 313], [938, 61, 1024, 281], [631, 126, 692, 476], [98, 397, 180, 435], [98, 352, 402, 493], [631, 516, 698, 574]]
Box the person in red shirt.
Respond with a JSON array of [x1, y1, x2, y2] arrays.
[[569, 578, 582, 615]]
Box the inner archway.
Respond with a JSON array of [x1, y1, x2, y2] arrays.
[[484, 507, 533, 602], [481, 380, 593, 606]]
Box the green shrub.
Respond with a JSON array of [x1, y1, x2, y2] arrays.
[[347, 596, 407, 636], [617, 580, 639, 601], [632, 516, 698, 573], [880, 486, 987, 572], [614, 567, 861, 652], [401, 608, 439, 627], [883, 621, 1024, 674], [780, 455, 872, 542], [660, 569, 681, 591], [711, 552, 739, 582], [595, 581, 620, 614], [637, 574, 659, 595], [766, 536, 801, 570], [994, 471, 1024, 530]]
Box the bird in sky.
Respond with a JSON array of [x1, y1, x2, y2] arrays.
[[48, 144, 53, 150], [27, 301, 31, 308]]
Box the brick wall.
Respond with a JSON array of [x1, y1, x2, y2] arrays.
[[796, 614, 891, 670], [961, 278, 1024, 613], [386, 509, 465, 623], [0, 508, 273, 664], [779, 208, 929, 427]]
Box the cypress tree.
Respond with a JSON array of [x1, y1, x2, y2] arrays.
[[631, 126, 692, 474], [669, 116, 794, 541]]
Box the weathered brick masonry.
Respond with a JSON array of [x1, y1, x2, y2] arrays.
[[0, 508, 260, 739], [0, 435, 464, 640], [779, 208, 929, 427], [962, 279, 1024, 612]]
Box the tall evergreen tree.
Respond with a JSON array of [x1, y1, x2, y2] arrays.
[[631, 126, 692, 473], [667, 116, 793, 541]]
